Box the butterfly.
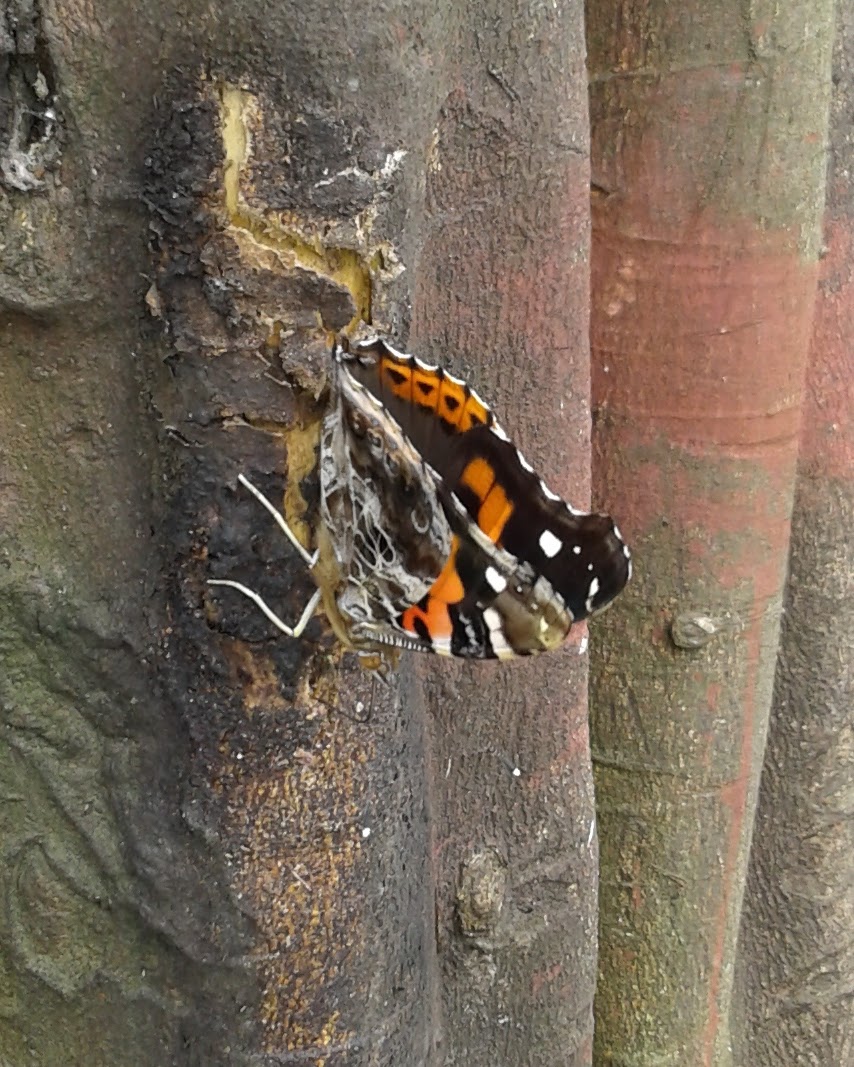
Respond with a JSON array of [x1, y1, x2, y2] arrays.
[[209, 336, 630, 666]]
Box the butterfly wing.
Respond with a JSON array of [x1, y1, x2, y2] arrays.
[[338, 338, 631, 630], [439, 425, 631, 623], [319, 350, 453, 652], [322, 348, 536, 657]]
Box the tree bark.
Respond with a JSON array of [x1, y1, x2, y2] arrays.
[[586, 2, 834, 1064], [2, 0, 439, 1062], [1, 0, 595, 1063], [0, 3, 262, 1065], [413, 2, 598, 1064], [734, 7, 854, 1064]]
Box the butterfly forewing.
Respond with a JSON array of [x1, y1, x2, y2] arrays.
[[440, 425, 631, 622]]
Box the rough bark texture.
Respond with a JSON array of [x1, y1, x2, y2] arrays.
[[1, 0, 442, 1062], [411, 1, 599, 1063], [586, 2, 834, 1065], [0, 5, 257, 1065], [734, 7, 854, 1065], [148, 38, 443, 1067], [1, 0, 595, 1064]]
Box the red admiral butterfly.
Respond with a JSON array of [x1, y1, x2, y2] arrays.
[[209, 337, 630, 665]]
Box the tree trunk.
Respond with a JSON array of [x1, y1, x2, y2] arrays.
[[0, 5, 256, 1065], [1, 0, 595, 1063], [586, 2, 834, 1064], [413, 2, 598, 1064], [734, 7, 854, 1064]]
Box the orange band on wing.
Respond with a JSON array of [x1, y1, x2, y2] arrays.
[[461, 457, 496, 503], [400, 538, 465, 643], [378, 353, 491, 433], [459, 395, 490, 430], [380, 357, 413, 402], [428, 537, 465, 605], [478, 483, 513, 543], [411, 366, 441, 409], [438, 377, 468, 428], [401, 597, 453, 640]]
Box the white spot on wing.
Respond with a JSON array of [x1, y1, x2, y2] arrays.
[[517, 451, 534, 472], [572, 545, 582, 555], [539, 529, 563, 558], [540, 480, 561, 501], [485, 566, 507, 594], [483, 607, 515, 660], [490, 425, 509, 442], [585, 576, 601, 611]]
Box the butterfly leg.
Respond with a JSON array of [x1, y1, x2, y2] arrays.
[[207, 474, 321, 637], [236, 473, 319, 568], [208, 581, 322, 638]]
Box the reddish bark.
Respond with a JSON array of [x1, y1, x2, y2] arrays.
[[735, 9, 854, 1064], [586, 2, 834, 1063]]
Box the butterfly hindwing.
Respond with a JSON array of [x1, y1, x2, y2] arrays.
[[319, 354, 452, 644]]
